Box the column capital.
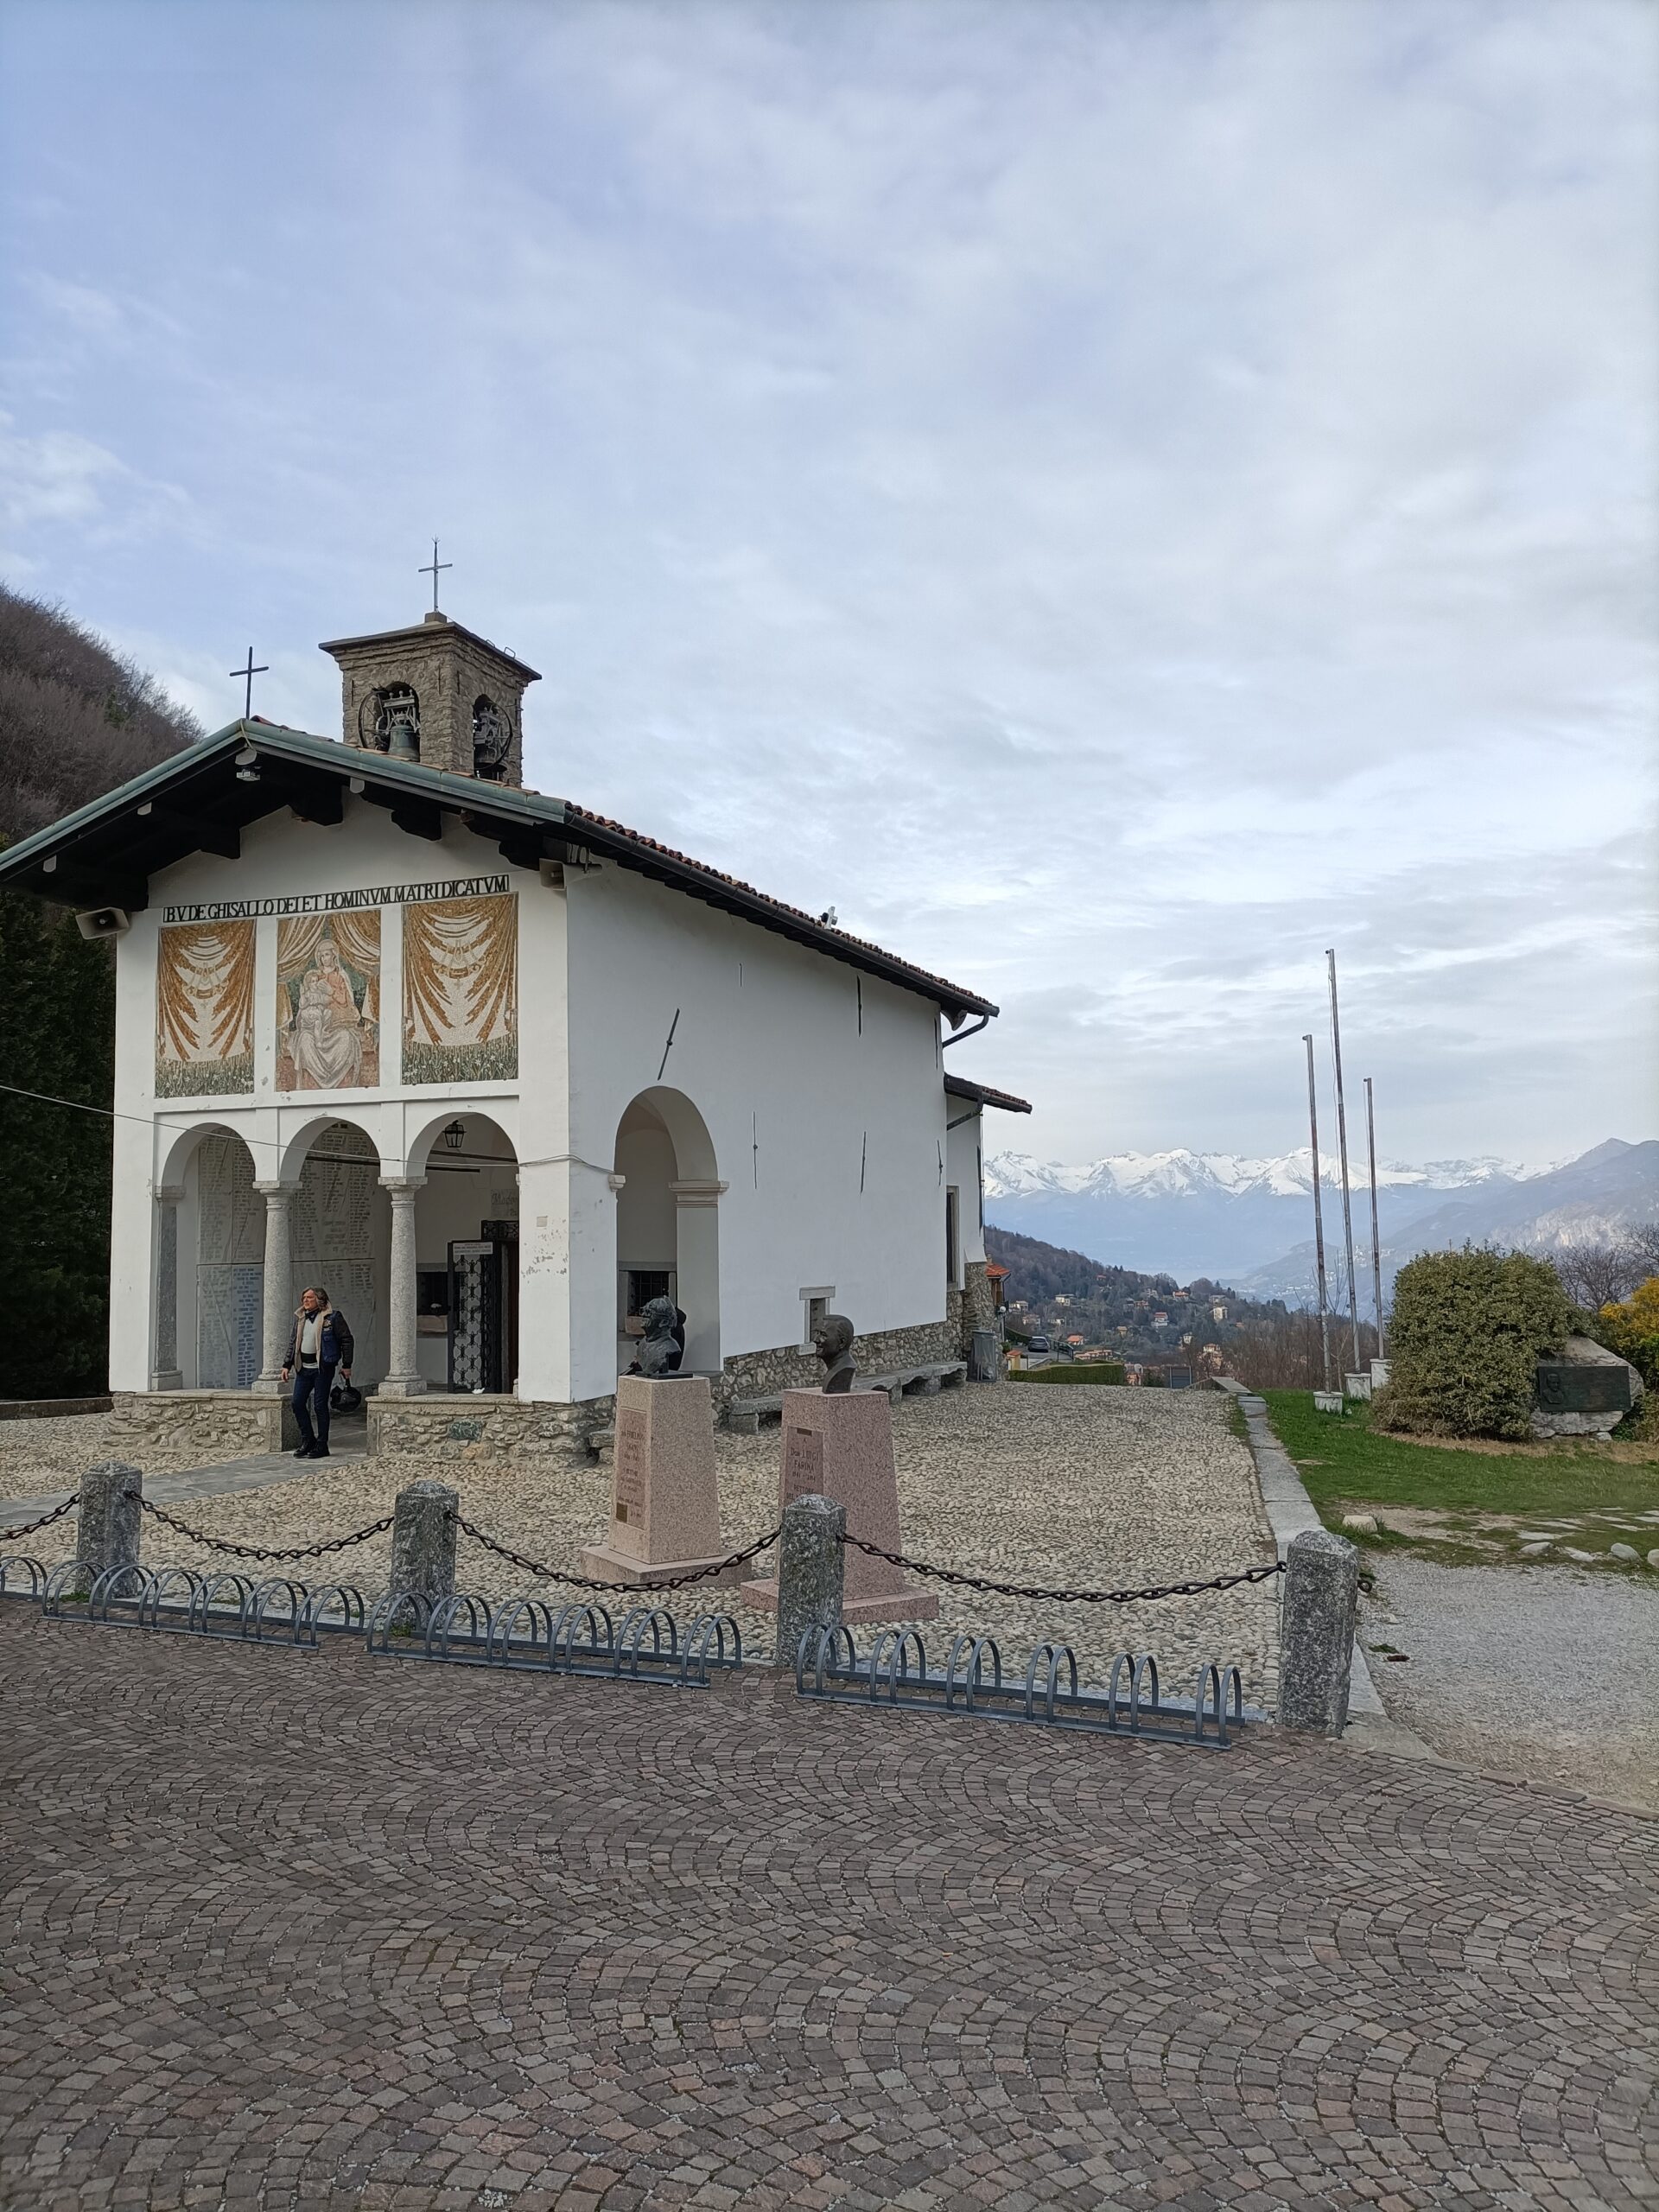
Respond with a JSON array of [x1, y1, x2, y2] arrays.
[[252, 1179, 296, 1202], [152, 1182, 186, 1205], [670, 1179, 728, 1207], [381, 1175, 427, 1199]]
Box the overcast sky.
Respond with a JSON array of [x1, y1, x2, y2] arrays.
[[2, 0, 1654, 1168]]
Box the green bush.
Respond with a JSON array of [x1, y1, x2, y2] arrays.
[[1372, 1246, 1576, 1440], [1009, 1359, 1128, 1385]]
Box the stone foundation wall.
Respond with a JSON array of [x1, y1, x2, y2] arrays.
[[712, 1315, 962, 1410], [368, 1393, 613, 1463], [109, 1390, 282, 1461], [959, 1262, 996, 1355]]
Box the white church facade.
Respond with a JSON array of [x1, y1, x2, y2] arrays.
[[0, 603, 1028, 1458]]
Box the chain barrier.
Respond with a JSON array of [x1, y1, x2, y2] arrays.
[[0, 1496, 76, 1545], [449, 1510, 782, 1594], [842, 1531, 1284, 1608], [125, 1491, 394, 1564]]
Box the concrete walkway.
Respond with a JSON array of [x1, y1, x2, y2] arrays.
[[0, 1416, 367, 1531]]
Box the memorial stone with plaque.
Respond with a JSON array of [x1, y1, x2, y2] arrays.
[[578, 1375, 739, 1587], [1531, 1335, 1643, 1440], [741, 1387, 938, 1623]]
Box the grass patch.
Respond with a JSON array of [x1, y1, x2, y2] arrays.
[[1262, 1390, 1659, 1516], [1008, 1363, 1127, 1385]]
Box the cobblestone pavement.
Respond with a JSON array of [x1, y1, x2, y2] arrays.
[[1, 1611, 1655, 2212], [1363, 1554, 1659, 1815], [0, 1389, 1279, 1707]]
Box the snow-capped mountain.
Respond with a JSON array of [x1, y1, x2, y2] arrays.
[[984, 1147, 1521, 1206], [983, 1141, 1653, 1287]]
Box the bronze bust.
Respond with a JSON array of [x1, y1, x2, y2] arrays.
[[813, 1313, 856, 1394], [632, 1295, 686, 1378]]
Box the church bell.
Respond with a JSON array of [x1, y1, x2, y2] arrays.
[[386, 707, 419, 763]]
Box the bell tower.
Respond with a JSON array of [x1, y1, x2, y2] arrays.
[[319, 606, 540, 786]]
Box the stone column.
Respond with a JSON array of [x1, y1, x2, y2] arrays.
[[77, 1460, 143, 1583], [378, 1177, 427, 1396], [775, 1493, 845, 1672], [252, 1182, 296, 1393], [670, 1179, 726, 1377], [391, 1479, 457, 1607], [1280, 1528, 1360, 1734], [149, 1185, 184, 1390]]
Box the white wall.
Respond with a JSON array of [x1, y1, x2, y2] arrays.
[[113, 800, 547, 1393], [109, 789, 988, 1407], [564, 863, 957, 1402], [946, 1103, 988, 1269]]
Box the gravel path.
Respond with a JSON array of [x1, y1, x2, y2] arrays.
[[1364, 1554, 1659, 1812], [1, 1386, 1280, 1705]]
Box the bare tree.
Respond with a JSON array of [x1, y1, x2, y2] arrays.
[[0, 585, 200, 838], [1227, 1310, 1378, 1391], [1549, 1238, 1654, 1313]]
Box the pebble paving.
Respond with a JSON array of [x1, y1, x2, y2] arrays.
[[1, 1607, 1655, 2211], [0, 1389, 1281, 1707]]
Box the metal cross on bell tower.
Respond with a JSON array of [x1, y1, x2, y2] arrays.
[[418, 538, 452, 613], [229, 645, 268, 720]]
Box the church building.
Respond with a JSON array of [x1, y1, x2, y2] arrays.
[[0, 598, 1030, 1459]]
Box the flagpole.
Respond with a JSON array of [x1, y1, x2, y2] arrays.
[[1327, 949, 1362, 1377], [1303, 1033, 1332, 1392], [1365, 1075, 1386, 1362]]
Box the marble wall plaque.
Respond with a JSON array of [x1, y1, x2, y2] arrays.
[[198, 1262, 262, 1388]]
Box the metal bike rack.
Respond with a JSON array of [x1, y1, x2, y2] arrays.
[[365, 1587, 746, 1689], [37, 1557, 367, 1650], [795, 1624, 1257, 1749]]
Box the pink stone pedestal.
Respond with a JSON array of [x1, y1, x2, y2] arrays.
[[578, 1376, 738, 1588], [741, 1389, 938, 1623]]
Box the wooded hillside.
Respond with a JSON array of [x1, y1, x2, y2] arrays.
[[0, 585, 199, 1395]]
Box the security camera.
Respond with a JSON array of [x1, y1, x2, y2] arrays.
[[75, 906, 131, 940]]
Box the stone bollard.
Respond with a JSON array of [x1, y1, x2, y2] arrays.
[[77, 1461, 143, 1584], [390, 1480, 458, 1610], [1280, 1528, 1360, 1734], [775, 1493, 845, 1672]]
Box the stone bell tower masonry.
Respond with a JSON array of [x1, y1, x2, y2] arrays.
[[320, 609, 540, 787]]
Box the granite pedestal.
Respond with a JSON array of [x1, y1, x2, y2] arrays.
[[390, 1480, 457, 1610], [741, 1388, 938, 1623], [579, 1376, 738, 1587], [76, 1459, 143, 1584]]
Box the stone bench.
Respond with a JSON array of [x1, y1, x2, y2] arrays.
[[726, 1362, 968, 1434]]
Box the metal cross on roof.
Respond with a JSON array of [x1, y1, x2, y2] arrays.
[[419, 537, 452, 612], [229, 645, 269, 719]]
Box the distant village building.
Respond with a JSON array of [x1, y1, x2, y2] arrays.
[[0, 595, 1033, 1454]]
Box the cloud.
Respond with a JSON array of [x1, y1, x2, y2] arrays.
[[0, 0, 1653, 1163]]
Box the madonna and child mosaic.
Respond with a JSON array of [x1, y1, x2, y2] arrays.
[[154, 877, 517, 1094], [276, 913, 381, 1091]]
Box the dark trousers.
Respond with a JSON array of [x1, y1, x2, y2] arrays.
[[291, 1362, 336, 1452]]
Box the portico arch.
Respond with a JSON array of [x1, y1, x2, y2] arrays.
[[402, 1110, 521, 1393], [156, 1122, 264, 1390], [276, 1112, 384, 1188], [613, 1089, 721, 1378]]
